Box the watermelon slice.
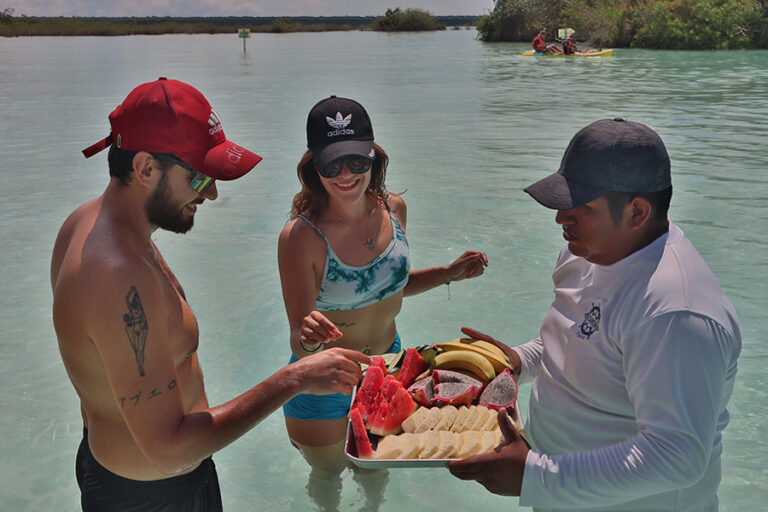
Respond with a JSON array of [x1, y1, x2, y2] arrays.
[[397, 348, 427, 389], [378, 374, 400, 401], [367, 376, 417, 436], [370, 356, 387, 374], [349, 407, 373, 457], [352, 365, 385, 419]]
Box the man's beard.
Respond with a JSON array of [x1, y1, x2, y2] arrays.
[[145, 173, 196, 234]]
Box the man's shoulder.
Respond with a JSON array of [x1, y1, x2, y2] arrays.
[[651, 227, 738, 325], [53, 211, 166, 325]]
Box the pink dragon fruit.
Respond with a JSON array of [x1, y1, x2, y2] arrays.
[[407, 375, 434, 407], [431, 369, 484, 399], [478, 368, 518, 410], [433, 382, 477, 407]]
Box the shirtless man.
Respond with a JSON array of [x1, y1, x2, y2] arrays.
[[51, 78, 369, 511]]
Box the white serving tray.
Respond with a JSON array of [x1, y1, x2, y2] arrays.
[[344, 398, 524, 469]]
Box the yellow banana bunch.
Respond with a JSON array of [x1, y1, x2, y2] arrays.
[[469, 340, 508, 360], [436, 338, 512, 374], [433, 349, 496, 382]]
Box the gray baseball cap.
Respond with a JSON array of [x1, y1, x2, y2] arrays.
[[524, 118, 671, 210]]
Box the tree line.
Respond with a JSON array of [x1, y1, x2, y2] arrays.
[[0, 8, 479, 36], [477, 0, 768, 49]]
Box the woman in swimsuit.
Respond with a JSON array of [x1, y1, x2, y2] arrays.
[[279, 96, 488, 476]]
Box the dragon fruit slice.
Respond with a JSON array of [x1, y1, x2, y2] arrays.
[[432, 369, 484, 399], [478, 368, 518, 410], [407, 376, 434, 407], [433, 382, 477, 407]]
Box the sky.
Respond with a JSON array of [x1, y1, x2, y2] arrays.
[[5, 0, 495, 17]]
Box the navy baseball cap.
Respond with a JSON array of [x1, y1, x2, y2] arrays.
[[306, 96, 375, 168], [524, 118, 671, 210]]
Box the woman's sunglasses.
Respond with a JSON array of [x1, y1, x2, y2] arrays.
[[316, 155, 373, 179]]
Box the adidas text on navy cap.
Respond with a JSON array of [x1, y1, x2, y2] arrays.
[[524, 118, 671, 210]]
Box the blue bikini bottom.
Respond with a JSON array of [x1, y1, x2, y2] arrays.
[[282, 333, 402, 421]]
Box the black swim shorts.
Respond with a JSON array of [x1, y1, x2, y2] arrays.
[[75, 429, 223, 512]]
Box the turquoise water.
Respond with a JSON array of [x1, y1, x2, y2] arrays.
[[1, 29, 767, 510]]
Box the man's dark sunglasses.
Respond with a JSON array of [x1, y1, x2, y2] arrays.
[[152, 153, 215, 193]]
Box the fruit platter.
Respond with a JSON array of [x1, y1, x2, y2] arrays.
[[345, 338, 523, 468]]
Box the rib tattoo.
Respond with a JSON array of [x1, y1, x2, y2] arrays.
[[123, 286, 148, 377]]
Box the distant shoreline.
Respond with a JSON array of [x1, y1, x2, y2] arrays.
[[0, 15, 481, 37]]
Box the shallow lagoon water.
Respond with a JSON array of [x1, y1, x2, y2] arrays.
[[1, 29, 767, 510]]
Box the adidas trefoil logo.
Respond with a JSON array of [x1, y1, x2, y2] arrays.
[[326, 112, 351, 129], [208, 109, 224, 135], [326, 112, 354, 137]]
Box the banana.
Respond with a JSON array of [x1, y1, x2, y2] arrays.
[[468, 340, 508, 361], [433, 349, 496, 382], [436, 339, 512, 374]]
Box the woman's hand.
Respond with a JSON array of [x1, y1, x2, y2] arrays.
[[299, 311, 343, 352], [299, 310, 343, 352], [445, 250, 488, 282]]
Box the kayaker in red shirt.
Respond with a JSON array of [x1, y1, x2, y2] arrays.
[[532, 29, 562, 54]]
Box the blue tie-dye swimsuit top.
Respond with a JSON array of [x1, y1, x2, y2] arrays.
[[297, 210, 410, 311]]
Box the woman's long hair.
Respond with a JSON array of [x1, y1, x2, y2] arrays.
[[290, 142, 390, 220]]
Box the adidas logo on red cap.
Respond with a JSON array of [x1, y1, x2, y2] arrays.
[[225, 144, 244, 164], [208, 110, 223, 136]]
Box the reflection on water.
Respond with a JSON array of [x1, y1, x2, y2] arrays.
[[2, 30, 767, 511], [307, 467, 389, 512]]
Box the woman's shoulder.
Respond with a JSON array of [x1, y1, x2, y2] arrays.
[[385, 193, 407, 226], [280, 215, 324, 245], [386, 192, 406, 213]]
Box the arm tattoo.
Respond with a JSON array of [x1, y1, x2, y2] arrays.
[[123, 285, 148, 377], [118, 379, 176, 408]]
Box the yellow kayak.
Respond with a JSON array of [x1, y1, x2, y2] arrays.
[[521, 49, 614, 57]]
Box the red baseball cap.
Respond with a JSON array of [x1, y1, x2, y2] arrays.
[[82, 77, 262, 180]]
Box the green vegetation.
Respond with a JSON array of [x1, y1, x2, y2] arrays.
[[477, 0, 768, 49], [1, 16, 227, 36], [632, 0, 766, 49], [371, 8, 446, 31], [265, 18, 356, 33], [0, 10, 476, 37], [0, 15, 360, 36]]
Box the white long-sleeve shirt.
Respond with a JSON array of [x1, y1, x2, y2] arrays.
[[514, 223, 741, 511]]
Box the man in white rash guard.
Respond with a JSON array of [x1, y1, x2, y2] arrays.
[[449, 118, 742, 512]]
